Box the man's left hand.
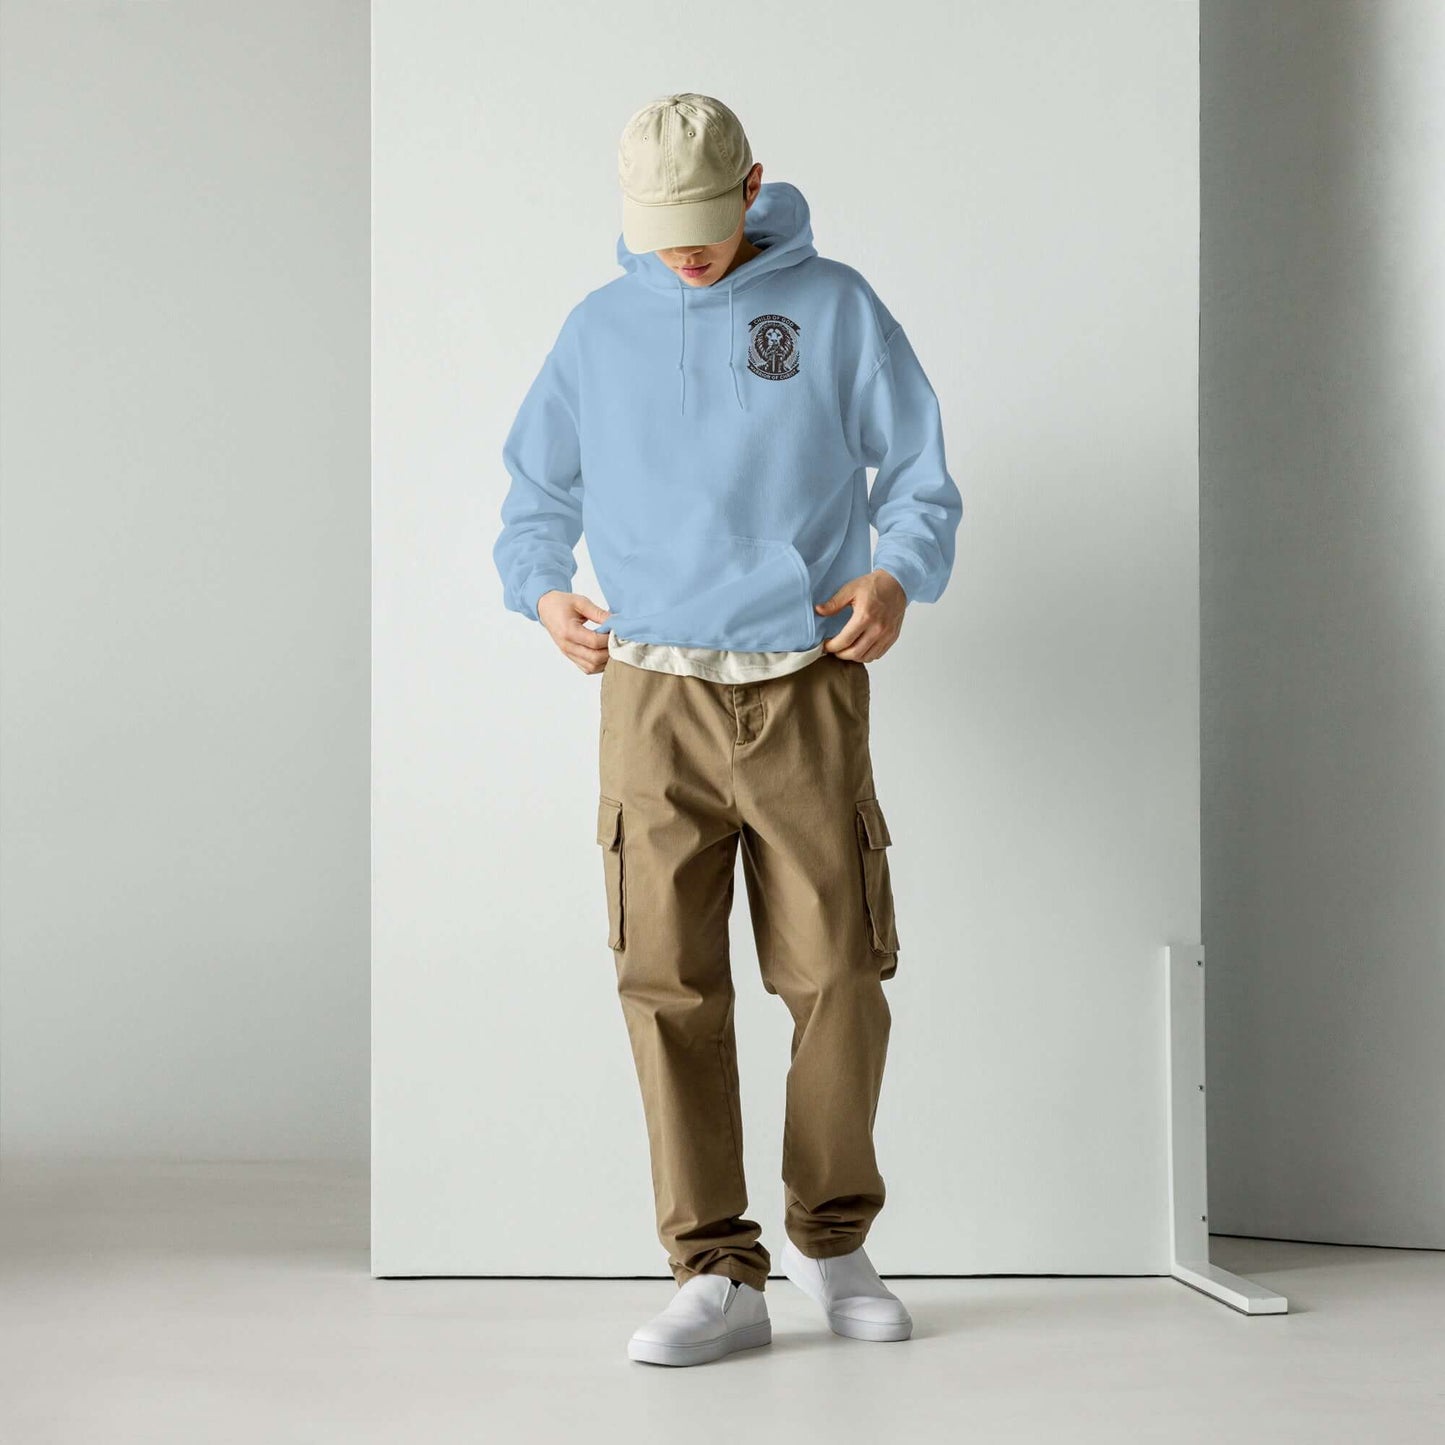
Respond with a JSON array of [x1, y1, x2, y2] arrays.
[[815, 568, 908, 663]]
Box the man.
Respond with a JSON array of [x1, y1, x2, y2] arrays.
[[493, 93, 962, 1366]]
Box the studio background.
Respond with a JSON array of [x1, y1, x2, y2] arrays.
[[3, 0, 1441, 1275], [373, 0, 1200, 1276]]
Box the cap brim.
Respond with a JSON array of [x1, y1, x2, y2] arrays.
[[622, 183, 744, 253]]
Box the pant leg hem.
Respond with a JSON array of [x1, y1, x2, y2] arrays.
[[785, 1231, 870, 1261], [675, 1258, 771, 1293]]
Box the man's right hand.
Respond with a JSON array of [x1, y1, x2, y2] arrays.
[[537, 590, 611, 675]]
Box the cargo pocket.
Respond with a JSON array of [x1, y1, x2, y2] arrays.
[[597, 795, 625, 950], [854, 797, 900, 975]]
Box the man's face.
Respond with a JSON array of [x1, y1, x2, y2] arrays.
[[652, 164, 763, 288], [655, 217, 745, 288]]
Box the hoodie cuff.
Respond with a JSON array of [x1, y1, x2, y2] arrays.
[[521, 571, 575, 621], [871, 549, 928, 605]]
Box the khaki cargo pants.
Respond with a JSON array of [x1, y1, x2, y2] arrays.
[[596, 649, 900, 1293]]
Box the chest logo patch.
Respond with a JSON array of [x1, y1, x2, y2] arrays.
[[747, 313, 802, 381]]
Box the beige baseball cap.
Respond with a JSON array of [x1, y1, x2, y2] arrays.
[[618, 93, 754, 253]]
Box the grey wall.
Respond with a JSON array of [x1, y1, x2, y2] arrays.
[[7, 0, 1439, 1258], [1203, 1, 1445, 1247], [0, 1, 370, 1159]]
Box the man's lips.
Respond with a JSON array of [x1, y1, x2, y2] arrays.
[[679, 264, 709, 277]]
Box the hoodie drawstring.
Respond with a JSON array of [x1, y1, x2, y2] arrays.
[[676, 277, 746, 415], [677, 281, 687, 414], [728, 286, 744, 412]]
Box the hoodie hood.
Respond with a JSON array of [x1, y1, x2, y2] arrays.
[[615, 180, 819, 412]]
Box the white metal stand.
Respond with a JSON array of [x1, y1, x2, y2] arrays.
[[1164, 943, 1288, 1314]]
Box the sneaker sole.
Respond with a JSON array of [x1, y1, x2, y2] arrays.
[[627, 1318, 772, 1367], [826, 1313, 913, 1342]]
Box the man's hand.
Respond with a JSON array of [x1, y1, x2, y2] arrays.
[[815, 568, 908, 663], [537, 590, 611, 675]]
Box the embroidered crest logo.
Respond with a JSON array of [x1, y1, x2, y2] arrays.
[[747, 313, 802, 381]]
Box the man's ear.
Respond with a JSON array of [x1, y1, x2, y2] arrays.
[[743, 162, 764, 209]]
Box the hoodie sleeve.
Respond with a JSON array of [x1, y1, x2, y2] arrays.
[[492, 310, 585, 621], [853, 319, 963, 605]]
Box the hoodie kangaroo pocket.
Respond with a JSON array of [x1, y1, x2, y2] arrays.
[[605, 534, 816, 652]]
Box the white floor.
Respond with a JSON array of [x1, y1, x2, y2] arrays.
[[1, 1161, 1441, 1444]]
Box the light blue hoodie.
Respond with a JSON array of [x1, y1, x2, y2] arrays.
[[493, 181, 962, 652]]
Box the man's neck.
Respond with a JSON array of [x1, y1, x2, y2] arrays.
[[717, 235, 762, 282]]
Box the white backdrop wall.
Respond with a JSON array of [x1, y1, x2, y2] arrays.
[[372, 0, 1200, 1275], [1203, 1, 1445, 1249], [0, 0, 370, 1159]]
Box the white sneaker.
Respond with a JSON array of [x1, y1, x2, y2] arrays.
[[780, 1236, 913, 1341], [627, 1274, 772, 1367]]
